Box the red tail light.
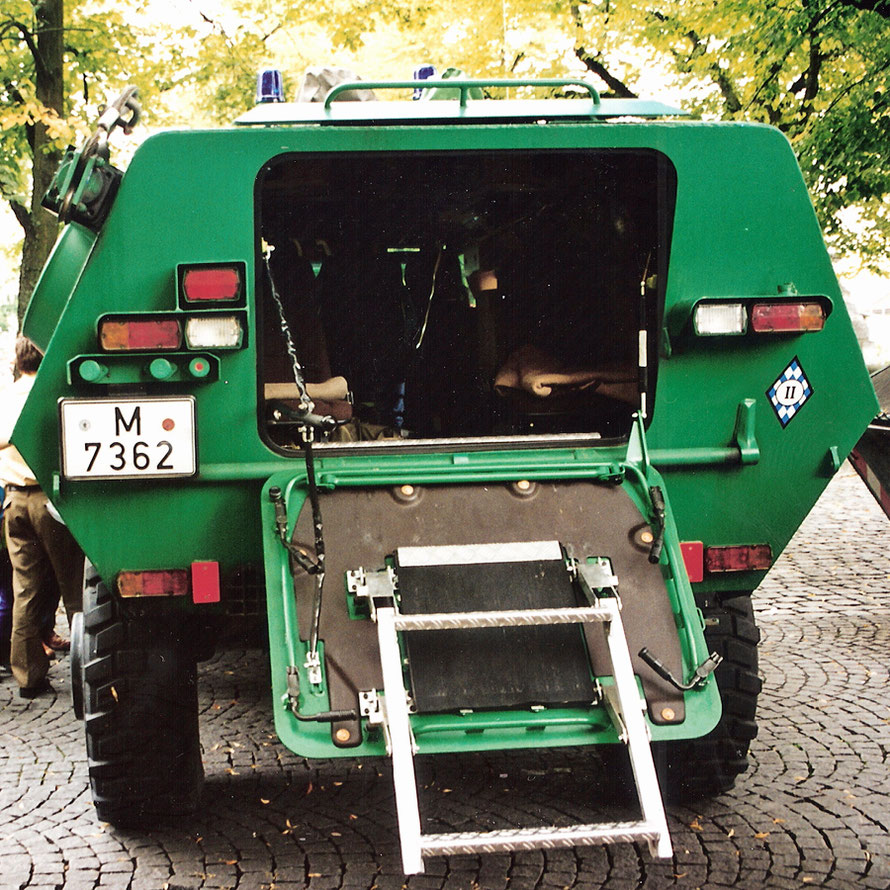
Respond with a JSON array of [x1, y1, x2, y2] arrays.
[[751, 302, 825, 333], [100, 317, 182, 351], [181, 265, 242, 302], [704, 544, 772, 573], [118, 570, 189, 597], [679, 541, 704, 583], [191, 561, 221, 604]]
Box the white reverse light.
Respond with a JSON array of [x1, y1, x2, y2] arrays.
[[693, 302, 748, 336], [185, 315, 242, 349]]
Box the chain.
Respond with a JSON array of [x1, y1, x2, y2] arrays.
[[262, 241, 315, 414], [262, 241, 327, 678]]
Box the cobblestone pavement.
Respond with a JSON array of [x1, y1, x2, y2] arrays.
[[1, 465, 889, 890]]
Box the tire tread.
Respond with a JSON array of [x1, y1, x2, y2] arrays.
[[80, 569, 203, 826], [656, 591, 761, 800]]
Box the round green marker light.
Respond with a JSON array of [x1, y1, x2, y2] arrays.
[[189, 357, 211, 378], [148, 358, 176, 380], [78, 359, 108, 382]]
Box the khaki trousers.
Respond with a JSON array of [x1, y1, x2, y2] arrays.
[[4, 488, 83, 688]]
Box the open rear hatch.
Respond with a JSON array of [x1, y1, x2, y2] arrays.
[[259, 146, 675, 449], [259, 407, 723, 748]]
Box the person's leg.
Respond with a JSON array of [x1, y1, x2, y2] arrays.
[[5, 493, 51, 689], [40, 570, 62, 643], [0, 547, 12, 669], [32, 492, 83, 625]]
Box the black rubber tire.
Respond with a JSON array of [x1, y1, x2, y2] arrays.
[[70, 610, 85, 721], [655, 591, 762, 800], [81, 563, 203, 825]]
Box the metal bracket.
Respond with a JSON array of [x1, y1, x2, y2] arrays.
[[732, 398, 760, 464], [602, 685, 628, 743], [347, 565, 399, 619], [303, 649, 322, 686], [286, 665, 301, 712], [576, 558, 620, 603], [359, 689, 384, 727]]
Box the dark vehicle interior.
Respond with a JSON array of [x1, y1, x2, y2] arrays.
[[257, 148, 676, 448]]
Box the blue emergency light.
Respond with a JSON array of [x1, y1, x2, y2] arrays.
[[256, 69, 285, 103], [412, 64, 436, 100]]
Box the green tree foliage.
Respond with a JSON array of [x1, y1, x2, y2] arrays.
[[1, 0, 196, 318], [569, 0, 890, 265], [3, 0, 888, 318], [177, 0, 445, 123]]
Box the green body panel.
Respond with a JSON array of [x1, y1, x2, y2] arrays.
[[648, 125, 875, 589], [13, 100, 877, 759], [17, 118, 876, 580], [22, 222, 97, 352]]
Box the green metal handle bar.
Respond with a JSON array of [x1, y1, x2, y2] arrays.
[[324, 78, 601, 109]]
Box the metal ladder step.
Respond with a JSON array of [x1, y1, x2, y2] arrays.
[[392, 605, 612, 631], [368, 561, 673, 874], [420, 822, 663, 857]]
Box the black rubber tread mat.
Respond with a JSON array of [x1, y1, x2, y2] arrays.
[[397, 555, 595, 712]]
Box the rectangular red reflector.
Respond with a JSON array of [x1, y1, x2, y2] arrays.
[[118, 569, 189, 597], [182, 267, 242, 302], [191, 561, 221, 604], [704, 544, 772, 573], [680, 541, 704, 583], [100, 318, 182, 351], [751, 302, 825, 333]]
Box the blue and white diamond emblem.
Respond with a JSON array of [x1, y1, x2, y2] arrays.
[[767, 357, 812, 427]]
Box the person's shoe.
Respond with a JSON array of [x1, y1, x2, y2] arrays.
[[19, 679, 53, 699], [43, 632, 70, 652]]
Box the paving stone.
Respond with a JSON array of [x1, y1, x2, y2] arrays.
[[2, 468, 890, 889]]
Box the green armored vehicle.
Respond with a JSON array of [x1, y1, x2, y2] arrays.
[[15, 76, 876, 873]]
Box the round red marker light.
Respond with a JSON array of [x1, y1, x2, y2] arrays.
[[188, 356, 211, 378], [162, 418, 175, 431]]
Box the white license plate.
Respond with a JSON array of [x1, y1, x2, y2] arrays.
[[60, 397, 196, 480]]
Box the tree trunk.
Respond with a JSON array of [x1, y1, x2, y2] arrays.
[[17, 0, 65, 324]]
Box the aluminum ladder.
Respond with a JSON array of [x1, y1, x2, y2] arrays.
[[362, 560, 673, 874]]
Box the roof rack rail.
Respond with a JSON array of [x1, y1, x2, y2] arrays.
[[324, 77, 602, 109]]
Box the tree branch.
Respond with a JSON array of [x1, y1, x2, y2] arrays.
[[708, 62, 743, 114], [681, 25, 743, 113], [570, 2, 637, 97], [822, 56, 890, 115], [0, 19, 49, 80], [791, 12, 827, 133], [2, 77, 36, 153], [573, 49, 638, 97], [8, 199, 33, 238], [836, 0, 890, 17]]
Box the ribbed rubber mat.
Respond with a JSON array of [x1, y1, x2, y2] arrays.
[[396, 552, 595, 712]]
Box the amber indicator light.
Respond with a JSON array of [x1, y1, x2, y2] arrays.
[[751, 302, 825, 333], [100, 318, 182, 351]]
